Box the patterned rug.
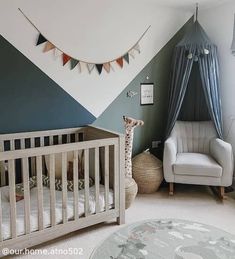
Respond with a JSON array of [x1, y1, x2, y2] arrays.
[[90, 219, 235, 259]]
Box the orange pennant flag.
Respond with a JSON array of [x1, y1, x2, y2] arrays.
[[116, 57, 123, 68], [43, 42, 55, 53], [103, 63, 111, 73], [63, 54, 71, 66]]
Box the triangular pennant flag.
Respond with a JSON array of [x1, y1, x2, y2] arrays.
[[110, 62, 115, 72], [96, 64, 103, 75], [77, 61, 82, 73], [54, 48, 63, 59], [43, 42, 55, 52], [70, 59, 79, 70], [129, 49, 135, 59], [116, 57, 123, 68], [87, 63, 95, 73], [36, 34, 47, 46], [123, 53, 129, 64], [62, 54, 71, 66], [133, 43, 141, 53], [79, 61, 86, 73], [103, 63, 111, 73]]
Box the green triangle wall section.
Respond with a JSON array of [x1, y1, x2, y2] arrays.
[[0, 36, 95, 134], [94, 18, 193, 157]]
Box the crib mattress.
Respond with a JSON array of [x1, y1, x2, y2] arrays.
[[0, 185, 114, 240]]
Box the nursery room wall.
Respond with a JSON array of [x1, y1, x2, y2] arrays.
[[94, 19, 193, 155], [0, 0, 192, 155]]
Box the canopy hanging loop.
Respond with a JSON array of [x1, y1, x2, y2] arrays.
[[195, 3, 199, 21]]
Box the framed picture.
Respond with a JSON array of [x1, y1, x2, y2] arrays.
[[140, 83, 154, 105]]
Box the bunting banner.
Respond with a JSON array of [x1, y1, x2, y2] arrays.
[[19, 8, 151, 75]]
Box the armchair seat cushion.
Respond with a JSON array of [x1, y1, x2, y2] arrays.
[[173, 153, 222, 178]]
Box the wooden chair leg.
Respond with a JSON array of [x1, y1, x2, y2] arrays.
[[219, 186, 225, 200], [169, 183, 174, 196]]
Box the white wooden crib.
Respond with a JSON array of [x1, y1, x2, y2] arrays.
[[0, 125, 125, 257]]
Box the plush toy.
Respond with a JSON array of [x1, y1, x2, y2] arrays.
[[123, 116, 144, 209]]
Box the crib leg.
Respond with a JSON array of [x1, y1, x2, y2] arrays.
[[117, 214, 125, 225]]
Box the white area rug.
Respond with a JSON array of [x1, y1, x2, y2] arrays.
[[91, 218, 235, 258]]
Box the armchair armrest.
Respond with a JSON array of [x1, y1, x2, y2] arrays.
[[163, 137, 177, 183], [210, 138, 234, 186]]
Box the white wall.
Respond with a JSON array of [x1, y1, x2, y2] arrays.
[[0, 0, 191, 117], [199, 1, 235, 148]]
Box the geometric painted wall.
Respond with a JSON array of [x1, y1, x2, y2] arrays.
[[0, 36, 95, 134], [0, 1, 191, 118], [94, 18, 193, 156], [0, 17, 192, 160]]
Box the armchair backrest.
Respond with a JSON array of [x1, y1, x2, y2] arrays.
[[171, 121, 217, 154]]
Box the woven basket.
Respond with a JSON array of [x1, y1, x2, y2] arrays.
[[132, 151, 163, 194], [125, 178, 138, 209]]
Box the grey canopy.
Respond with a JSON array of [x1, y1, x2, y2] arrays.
[[165, 20, 223, 139]]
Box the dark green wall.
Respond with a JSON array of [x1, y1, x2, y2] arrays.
[[0, 36, 95, 134], [94, 18, 193, 157]]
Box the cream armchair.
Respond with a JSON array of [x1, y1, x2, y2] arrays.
[[163, 121, 234, 198]]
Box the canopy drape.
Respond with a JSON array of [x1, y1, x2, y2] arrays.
[[165, 21, 223, 139]]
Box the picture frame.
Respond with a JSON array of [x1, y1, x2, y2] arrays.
[[140, 83, 154, 105]]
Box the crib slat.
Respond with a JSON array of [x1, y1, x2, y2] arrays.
[[0, 189, 2, 241], [22, 158, 31, 234], [30, 138, 35, 148], [67, 134, 71, 144], [20, 139, 25, 149], [40, 137, 44, 147], [58, 135, 62, 145], [75, 133, 79, 143], [10, 140, 15, 151], [8, 159, 17, 238], [30, 138, 36, 176], [114, 144, 118, 209], [62, 152, 68, 223], [36, 156, 44, 230], [84, 149, 89, 217], [104, 146, 109, 211], [0, 140, 6, 187], [49, 136, 53, 146], [95, 147, 100, 213], [73, 150, 79, 221], [0, 161, 5, 187], [49, 154, 56, 226]]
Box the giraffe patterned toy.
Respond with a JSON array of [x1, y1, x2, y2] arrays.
[[123, 116, 144, 208], [123, 116, 144, 178]]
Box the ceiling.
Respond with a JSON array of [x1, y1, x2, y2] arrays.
[[147, 0, 232, 11]]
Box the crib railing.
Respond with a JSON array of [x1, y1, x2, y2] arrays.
[[0, 127, 85, 186], [0, 126, 125, 252]]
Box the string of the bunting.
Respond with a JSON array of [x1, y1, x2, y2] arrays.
[[18, 8, 151, 75]]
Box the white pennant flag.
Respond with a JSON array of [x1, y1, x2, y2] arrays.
[[77, 61, 82, 73], [54, 48, 63, 59], [80, 62, 88, 73], [133, 43, 141, 53], [129, 49, 136, 59], [87, 63, 95, 74]]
